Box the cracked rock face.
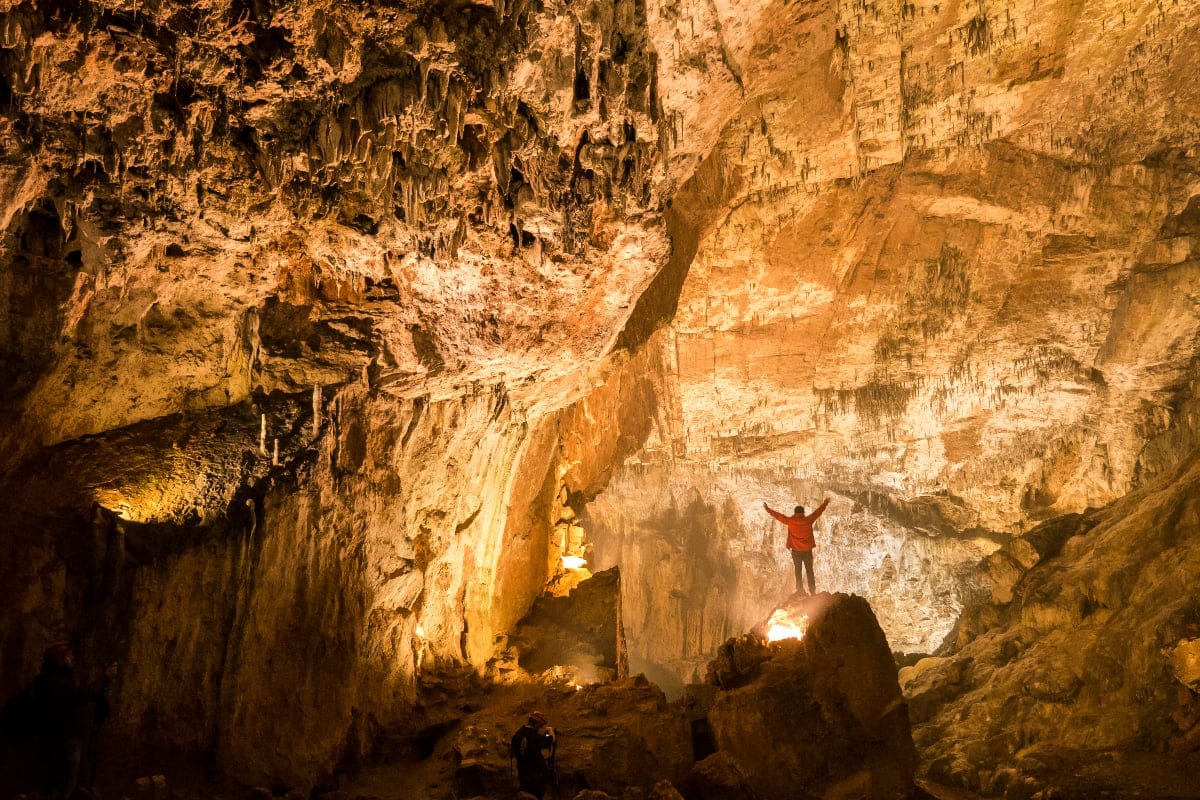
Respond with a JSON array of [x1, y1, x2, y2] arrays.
[[1, 0, 1200, 792], [0, 0, 672, 462], [585, 0, 1200, 702]]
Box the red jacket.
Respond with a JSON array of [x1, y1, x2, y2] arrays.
[[766, 499, 830, 551]]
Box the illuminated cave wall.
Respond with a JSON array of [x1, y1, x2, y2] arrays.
[[0, 0, 685, 786], [1, 0, 1200, 790], [581, 0, 1200, 695]]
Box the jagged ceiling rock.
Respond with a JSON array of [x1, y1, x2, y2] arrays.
[[0, 0, 680, 468]]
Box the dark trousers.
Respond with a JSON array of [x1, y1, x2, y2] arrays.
[[791, 549, 816, 595], [517, 766, 548, 799], [43, 737, 83, 800]]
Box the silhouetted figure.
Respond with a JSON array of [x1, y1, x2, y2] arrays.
[[764, 498, 830, 595], [510, 710, 556, 799], [33, 643, 117, 800]]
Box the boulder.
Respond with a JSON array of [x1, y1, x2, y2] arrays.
[[686, 751, 756, 800], [1169, 639, 1200, 691], [695, 593, 917, 800]]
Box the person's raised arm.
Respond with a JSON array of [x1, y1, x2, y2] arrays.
[[763, 502, 789, 523], [806, 497, 831, 522]]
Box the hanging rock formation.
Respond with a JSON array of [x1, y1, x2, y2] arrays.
[[0, 0, 1199, 794]]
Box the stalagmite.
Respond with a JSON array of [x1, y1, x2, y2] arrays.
[[312, 385, 322, 437]]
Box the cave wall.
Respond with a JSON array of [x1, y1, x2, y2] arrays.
[[2, 0, 1200, 791], [902, 442, 1200, 796], [0, 0, 688, 786], [0, 386, 561, 785], [582, 0, 1200, 694]]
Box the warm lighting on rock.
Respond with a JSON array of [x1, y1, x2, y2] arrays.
[[561, 555, 587, 570], [765, 609, 809, 643]]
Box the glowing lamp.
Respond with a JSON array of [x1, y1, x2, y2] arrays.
[[765, 609, 809, 643], [561, 555, 587, 570]]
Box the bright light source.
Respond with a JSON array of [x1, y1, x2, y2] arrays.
[[561, 555, 587, 570], [765, 609, 809, 642]]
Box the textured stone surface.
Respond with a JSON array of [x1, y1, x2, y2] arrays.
[[902, 448, 1200, 797], [690, 593, 917, 800], [586, 0, 1200, 712], [503, 565, 627, 683], [342, 673, 694, 800], [1, 0, 1200, 794], [0, 0, 677, 786]]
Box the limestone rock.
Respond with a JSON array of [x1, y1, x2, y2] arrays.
[[506, 566, 627, 684], [1, 0, 1200, 794], [646, 780, 685, 800], [686, 751, 755, 800], [695, 593, 917, 800], [909, 450, 1200, 796], [1169, 639, 1200, 692]]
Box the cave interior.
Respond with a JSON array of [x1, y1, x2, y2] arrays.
[[1, 0, 1200, 798]]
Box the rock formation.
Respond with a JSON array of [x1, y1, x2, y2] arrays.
[[0, 0, 1198, 795], [902, 447, 1200, 799], [691, 592, 917, 800], [334, 588, 918, 800]]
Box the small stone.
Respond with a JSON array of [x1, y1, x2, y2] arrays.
[[1168, 638, 1200, 690], [646, 780, 685, 800]]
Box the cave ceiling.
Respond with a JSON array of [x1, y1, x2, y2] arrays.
[[2, 0, 1195, 524], [2, 0, 1200, 789]]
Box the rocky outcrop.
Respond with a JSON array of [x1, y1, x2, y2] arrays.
[[688, 593, 917, 800], [501, 566, 628, 684], [334, 590, 917, 800], [340, 673, 694, 800], [902, 448, 1200, 798]]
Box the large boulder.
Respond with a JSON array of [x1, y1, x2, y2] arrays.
[[689, 593, 917, 800]]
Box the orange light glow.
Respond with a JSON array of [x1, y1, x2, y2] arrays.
[[765, 609, 809, 642]]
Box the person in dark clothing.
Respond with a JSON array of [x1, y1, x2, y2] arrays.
[[33, 642, 117, 800], [764, 498, 830, 595], [510, 710, 556, 799]]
